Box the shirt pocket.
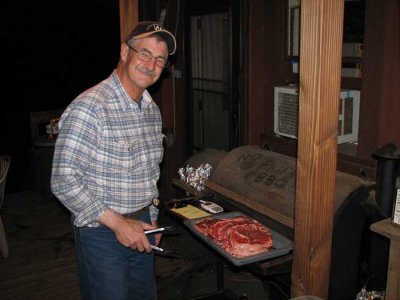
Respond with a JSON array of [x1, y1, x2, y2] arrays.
[[130, 133, 165, 170], [98, 133, 165, 173], [142, 133, 165, 165], [99, 137, 140, 173]]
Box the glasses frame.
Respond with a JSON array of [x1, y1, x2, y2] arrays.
[[126, 43, 169, 68]]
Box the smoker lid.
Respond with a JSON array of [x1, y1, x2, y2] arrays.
[[185, 146, 373, 228]]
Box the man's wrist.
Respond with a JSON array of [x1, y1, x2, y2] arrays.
[[97, 208, 126, 231]]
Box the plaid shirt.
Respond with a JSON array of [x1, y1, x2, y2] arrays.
[[51, 71, 164, 227]]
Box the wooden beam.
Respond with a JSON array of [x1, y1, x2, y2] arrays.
[[291, 0, 344, 298], [119, 0, 139, 43]]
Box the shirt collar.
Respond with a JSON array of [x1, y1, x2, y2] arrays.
[[111, 71, 154, 111]]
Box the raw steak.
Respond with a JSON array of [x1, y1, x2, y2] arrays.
[[194, 216, 273, 258]]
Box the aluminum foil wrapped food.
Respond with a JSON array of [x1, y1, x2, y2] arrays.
[[355, 286, 385, 300], [178, 164, 212, 191]]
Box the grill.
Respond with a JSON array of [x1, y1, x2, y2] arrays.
[[173, 145, 377, 299]]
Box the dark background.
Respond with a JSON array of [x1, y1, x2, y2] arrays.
[[1, 0, 121, 192]]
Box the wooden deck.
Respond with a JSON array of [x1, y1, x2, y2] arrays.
[[0, 191, 269, 299]]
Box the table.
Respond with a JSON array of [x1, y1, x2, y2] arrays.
[[370, 218, 400, 300]]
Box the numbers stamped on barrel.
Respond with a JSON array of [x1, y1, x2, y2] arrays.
[[237, 153, 295, 189]]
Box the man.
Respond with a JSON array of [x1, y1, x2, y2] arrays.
[[51, 21, 176, 300]]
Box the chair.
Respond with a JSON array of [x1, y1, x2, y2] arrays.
[[0, 155, 11, 258]]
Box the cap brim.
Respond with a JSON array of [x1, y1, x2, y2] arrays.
[[132, 30, 176, 55]]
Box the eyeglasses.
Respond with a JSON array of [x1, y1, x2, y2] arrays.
[[126, 44, 169, 68]]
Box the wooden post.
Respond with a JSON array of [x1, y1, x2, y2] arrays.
[[119, 0, 139, 43], [291, 0, 345, 298]]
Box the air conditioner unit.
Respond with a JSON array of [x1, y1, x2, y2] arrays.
[[274, 85, 360, 144]]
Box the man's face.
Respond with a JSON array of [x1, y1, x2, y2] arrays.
[[123, 36, 169, 90]]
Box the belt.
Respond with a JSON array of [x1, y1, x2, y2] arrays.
[[122, 206, 149, 220]]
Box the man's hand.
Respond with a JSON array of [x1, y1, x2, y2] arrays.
[[97, 208, 156, 253]]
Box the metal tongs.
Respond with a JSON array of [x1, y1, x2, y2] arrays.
[[144, 227, 168, 235], [149, 245, 182, 259], [144, 226, 182, 236], [145, 227, 183, 258]]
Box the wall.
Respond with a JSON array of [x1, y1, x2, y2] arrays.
[[247, 0, 400, 180]]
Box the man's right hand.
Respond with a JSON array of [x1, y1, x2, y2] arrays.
[[97, 208, 155, 253]]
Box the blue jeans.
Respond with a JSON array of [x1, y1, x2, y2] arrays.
[[73, 212, 157, 300]]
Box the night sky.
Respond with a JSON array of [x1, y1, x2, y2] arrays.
[[1, 0, 121, 191]]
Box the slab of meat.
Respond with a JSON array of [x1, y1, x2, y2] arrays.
[[194, 215, 273, 258]]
